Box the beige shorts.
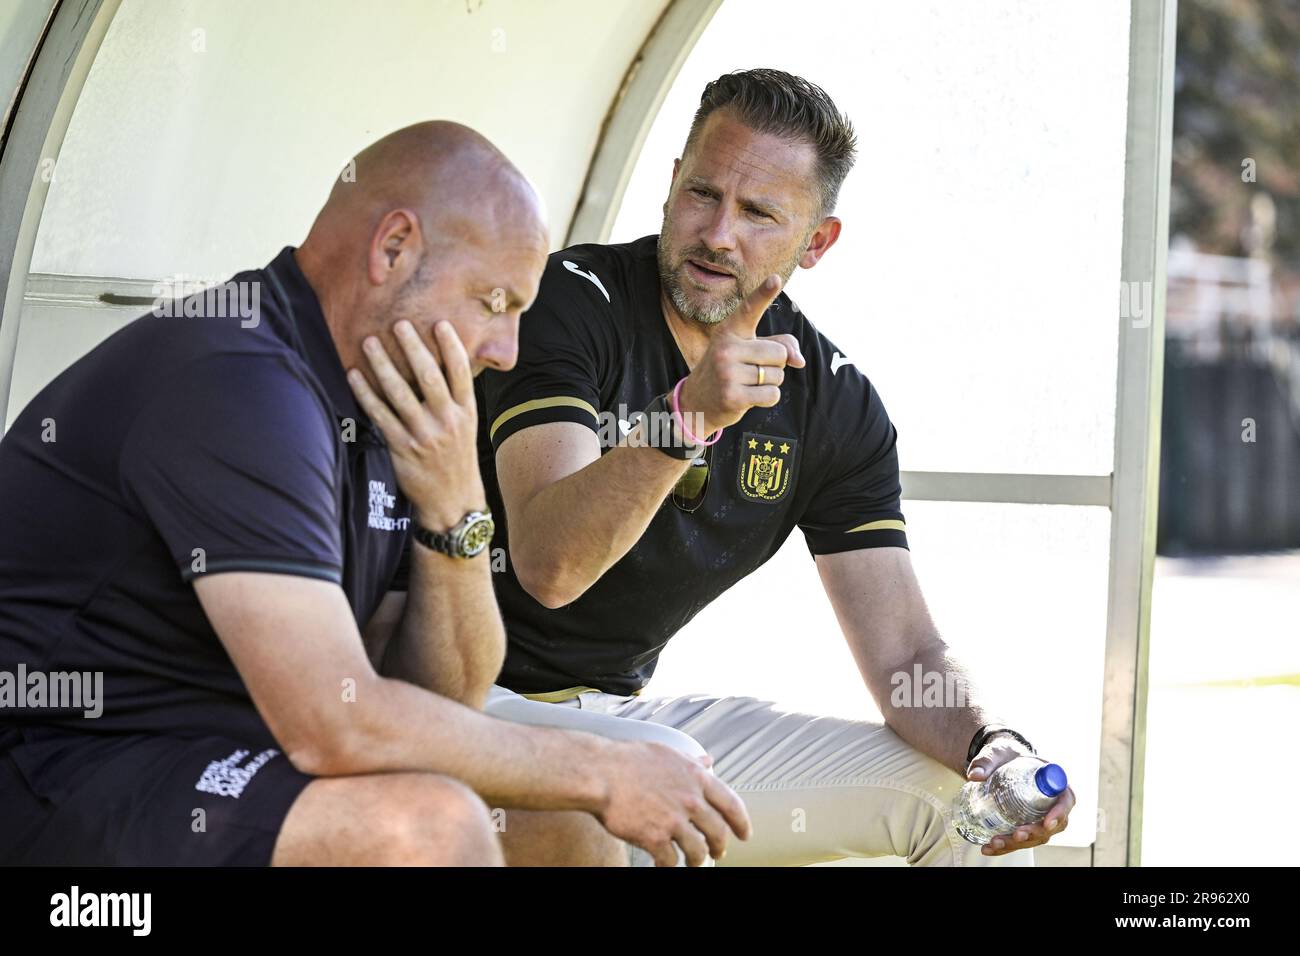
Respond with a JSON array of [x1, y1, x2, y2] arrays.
[[485, 684, 1034, 867]]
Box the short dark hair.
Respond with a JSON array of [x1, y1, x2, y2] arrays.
[[683, 68, 857, 219]]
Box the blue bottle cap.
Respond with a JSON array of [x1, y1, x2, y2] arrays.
[[1035, 763, 1068, 797]]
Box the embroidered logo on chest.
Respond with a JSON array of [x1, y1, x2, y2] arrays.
[[738, 433, 797, 504]]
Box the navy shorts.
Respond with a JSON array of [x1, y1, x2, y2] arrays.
[[0, 726, 313, 865]]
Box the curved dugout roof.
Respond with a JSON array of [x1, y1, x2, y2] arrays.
[[30, 0, 711, 279]]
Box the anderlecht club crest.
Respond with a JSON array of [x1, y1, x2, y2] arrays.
[[738, 432, 797, 503]]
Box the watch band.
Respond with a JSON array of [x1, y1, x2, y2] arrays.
[[966, 724, 1036, 765], [411, 509, 494, 559], [641, 392, 702, 460]]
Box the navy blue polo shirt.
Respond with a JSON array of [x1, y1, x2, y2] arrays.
[[0, 247, 410, 744]]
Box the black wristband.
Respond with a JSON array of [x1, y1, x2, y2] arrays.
[[640, 392, 701, 460], [966, 724, 1036, 765]]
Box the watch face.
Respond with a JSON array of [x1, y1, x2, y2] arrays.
[[461, 516, 495, 557]]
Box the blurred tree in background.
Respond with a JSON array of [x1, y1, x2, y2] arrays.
[[1173, 0, 1300, 266], [1161, 0, 1300, 555]]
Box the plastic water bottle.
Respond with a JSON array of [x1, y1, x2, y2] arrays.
[[952, 756, 1068, 845]]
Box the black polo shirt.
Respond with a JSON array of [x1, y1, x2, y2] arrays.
[[477, 234, 907, 696], [0, 247, 410, 744]]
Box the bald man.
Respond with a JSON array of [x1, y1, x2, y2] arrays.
[[0, 122, 749, 867]]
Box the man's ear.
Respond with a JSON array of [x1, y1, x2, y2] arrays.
[[368, 209, 421, 286], [799, 216, 843, 270]]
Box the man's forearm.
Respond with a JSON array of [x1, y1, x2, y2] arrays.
[[878, 641, 1015, 776], [513, 428, 689, 606], [311, 672, 613, 812], [382, 518, 505, 708]]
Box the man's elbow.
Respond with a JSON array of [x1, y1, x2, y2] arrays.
[[440, 645, 506, 711], [283, 732, 361, 777], [513, 554, 586, 609], [275, 708, 376, 777], [522, 579, 578, 611]]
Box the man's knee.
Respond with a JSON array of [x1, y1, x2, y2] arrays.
[[631, 722, 710, 763], [896, 760, 1032, 867], [483, 686, 710, 763], [375, 774, 501, 865], [274, 772, 502, 866]]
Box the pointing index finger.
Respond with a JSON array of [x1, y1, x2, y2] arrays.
[[719, 274, 782, 340]]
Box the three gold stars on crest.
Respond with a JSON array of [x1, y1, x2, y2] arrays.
[[747, 438, 791, 455]]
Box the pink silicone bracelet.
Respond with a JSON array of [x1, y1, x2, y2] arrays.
[[671, 376, 723, 447]]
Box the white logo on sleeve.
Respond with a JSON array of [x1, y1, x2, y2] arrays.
[[194, 748, 279, 799], [368, 479, 409, 532], [831, 351, 853, 374], [562, 260, 611, 302]]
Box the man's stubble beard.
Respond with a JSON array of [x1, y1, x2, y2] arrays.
[[657, 220, 805, 327]]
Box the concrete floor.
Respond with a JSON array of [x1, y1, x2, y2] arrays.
[[1141, 551, 1300, 866]]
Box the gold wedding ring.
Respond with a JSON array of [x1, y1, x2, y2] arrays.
[[756, 365, 765, 386]]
